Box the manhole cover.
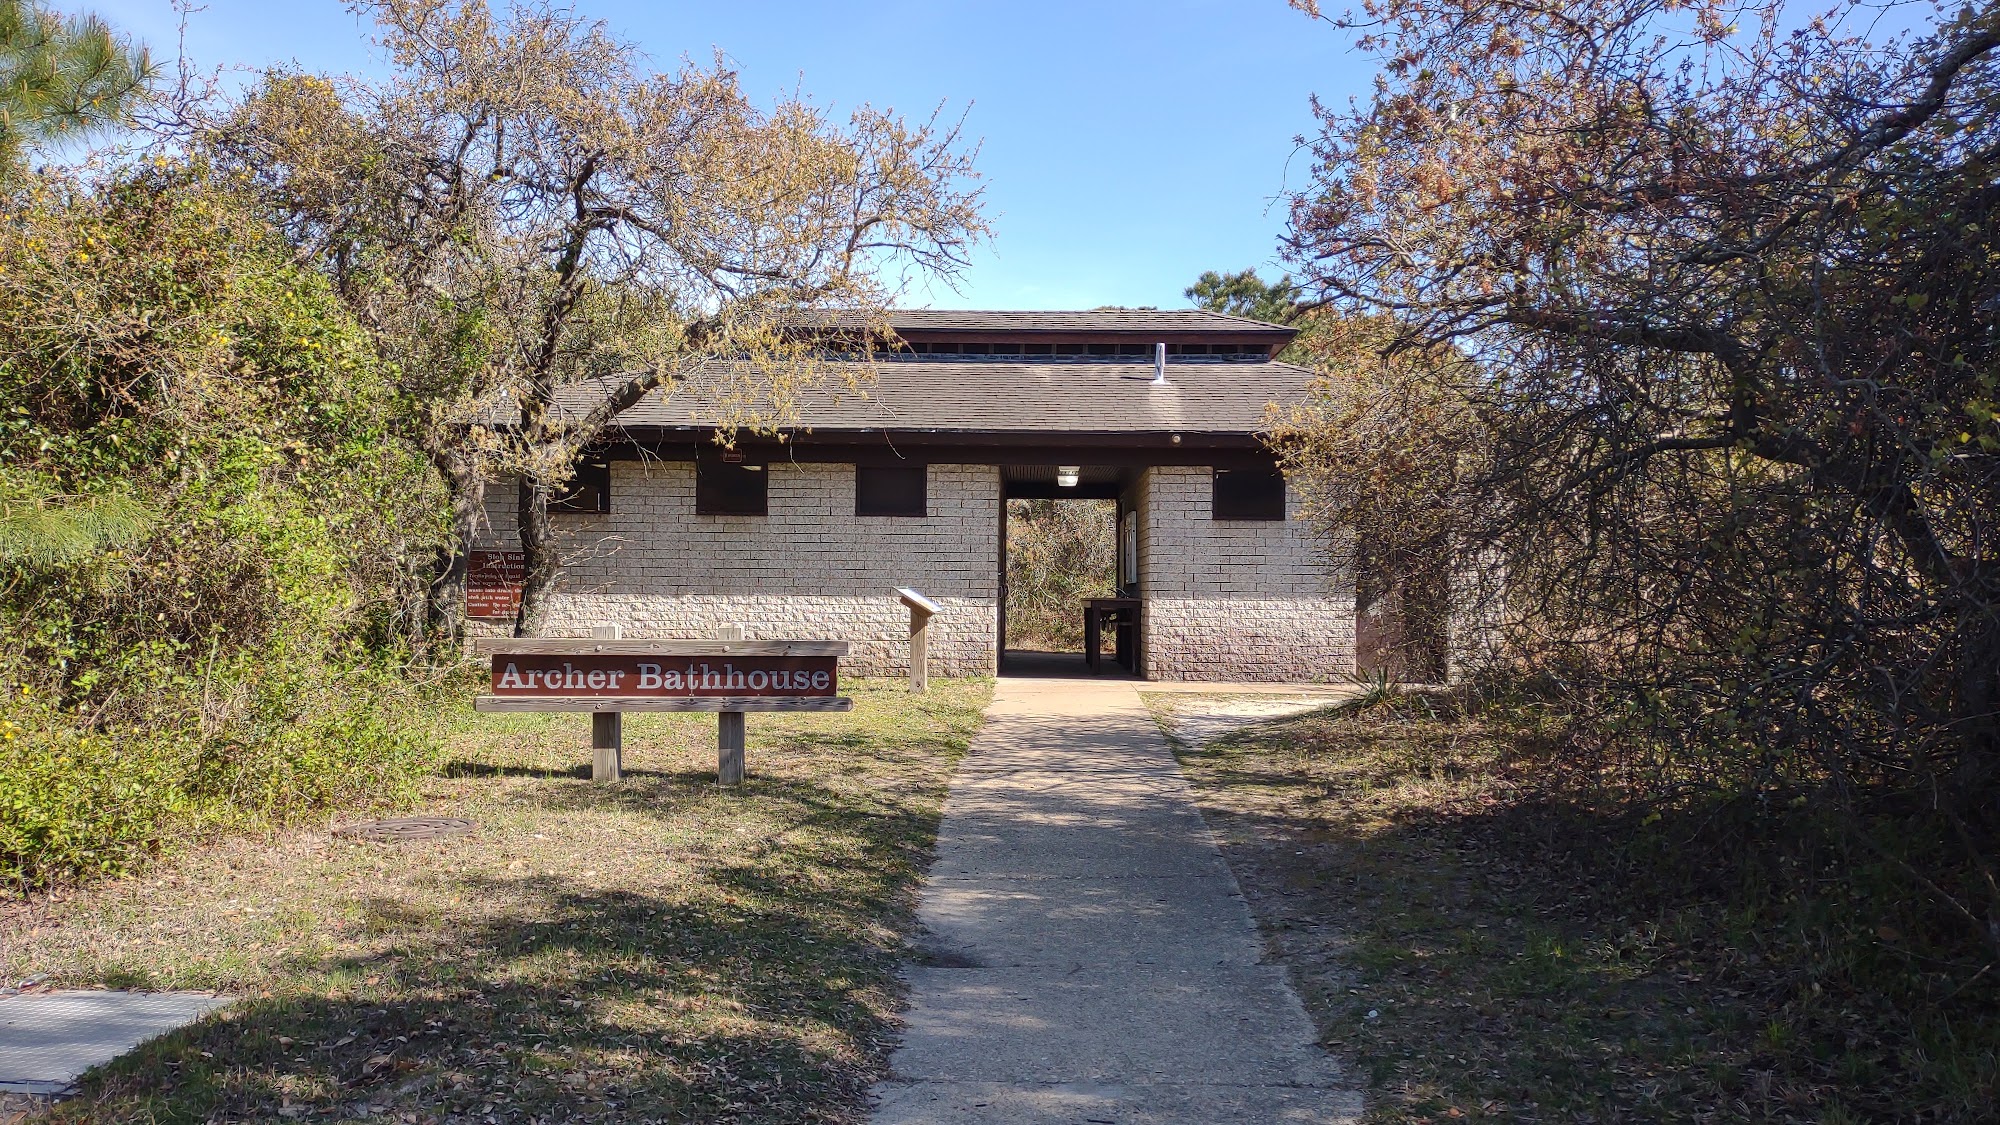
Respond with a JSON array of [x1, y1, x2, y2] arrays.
[[332, 817, 475, 842]]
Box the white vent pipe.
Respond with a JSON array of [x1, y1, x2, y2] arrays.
[[1152, 342, 1168, 385]]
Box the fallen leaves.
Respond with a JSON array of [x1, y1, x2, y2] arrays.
[[1173, 704, 1998, 1123]]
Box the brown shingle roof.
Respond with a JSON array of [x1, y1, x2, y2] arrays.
[[878, 308, 1294, 337], [585, 357, 1317, 436]]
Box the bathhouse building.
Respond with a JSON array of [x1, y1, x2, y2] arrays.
[[468, 309, 1361, 682]]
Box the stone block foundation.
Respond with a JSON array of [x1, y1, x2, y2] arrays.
[[529, 593, 995, 677]]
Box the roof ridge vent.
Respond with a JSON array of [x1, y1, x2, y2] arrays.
[[1152, 342, 1168, 386]]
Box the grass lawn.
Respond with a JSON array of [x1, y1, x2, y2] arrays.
[[1, 676, 991, 1124], [1155, 693, 2000, 1125]]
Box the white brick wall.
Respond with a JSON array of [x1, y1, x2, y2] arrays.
[[1136, 466, 1355, 681], [472, 461, 1000, 676], [1446, 546, 1508, 683], [471, 459, 1359, 682]]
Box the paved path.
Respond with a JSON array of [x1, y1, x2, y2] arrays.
[[0, 991, 230, 1096], [870, 676, 1361, 1124]]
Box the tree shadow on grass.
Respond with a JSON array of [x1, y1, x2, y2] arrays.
[[439, 761, 730, 787], [443, 717, 954, 787], [442, 760, 591, 780], [1174, 712, 2000, 1124], [40, 767, 945, 1125]]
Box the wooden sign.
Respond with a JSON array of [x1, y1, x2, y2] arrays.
[[466, 550, 524, 620], [472, 636, 852, 787], [897, 587, 940, 694], [471, 639, 852, 714], [491, 654, 837, 699]]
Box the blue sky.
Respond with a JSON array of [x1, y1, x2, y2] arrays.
[[93, 0, 1371, 311]]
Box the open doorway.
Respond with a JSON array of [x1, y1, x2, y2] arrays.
[[997, 465, 1135, 677]]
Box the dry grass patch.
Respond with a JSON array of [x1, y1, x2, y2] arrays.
[[1157, 693, 2000, 1124], [1, 676, 991, 1124]]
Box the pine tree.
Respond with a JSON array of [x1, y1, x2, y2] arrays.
[[0, 471, 151, 567], [1185, 268, 1303, 325], [0, 0, 151, 178]]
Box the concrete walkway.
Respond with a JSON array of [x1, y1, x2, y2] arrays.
[[870, 677, 1361, 1124], [0, 991, 230, 1096]]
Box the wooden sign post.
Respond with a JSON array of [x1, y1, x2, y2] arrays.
[[896, 587, 941, 694], [712, 624, 746, 785], [590, 624, 623, 781], [472, 633, 852, 785]]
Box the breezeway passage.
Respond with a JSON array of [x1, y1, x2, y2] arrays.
[[869, 676, 1363, 1124]]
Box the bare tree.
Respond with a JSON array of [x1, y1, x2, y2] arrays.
[[206, 0, 985, 638], [1282, 0, 2000, 949]]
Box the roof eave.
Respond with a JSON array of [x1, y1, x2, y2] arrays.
[[606, 425, 1272, 449]]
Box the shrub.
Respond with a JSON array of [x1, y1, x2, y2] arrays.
[[0, 701, 188, 884], [1004, 499, 1115, 651], [0, 164, 446, 888], [0, 668, 441, 888]]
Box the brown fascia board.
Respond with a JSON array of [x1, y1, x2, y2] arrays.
[[890, 327, 1293, 342], [892, 326, 1296, 348], [595, 428, 1279, 468]]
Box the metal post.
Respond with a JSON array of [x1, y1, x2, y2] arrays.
[[715, 623, 745, 785], [590, 624, 622, 781]]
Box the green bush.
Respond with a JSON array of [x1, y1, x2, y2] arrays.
[[0, 702, 189, 883], [0, 670, 441, 888], [182, 667, 439, 821], [1005, 499, 1116, 651], [0, 164, 448, 889]]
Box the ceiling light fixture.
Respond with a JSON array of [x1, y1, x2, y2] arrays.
[[1056, 466, 1080, 488]]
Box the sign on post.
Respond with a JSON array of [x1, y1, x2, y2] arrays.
[[466, 550, 525, 620], [488, 653, 838, 701], [896, 587, 941, 694], [472, 637, 852, 784]]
